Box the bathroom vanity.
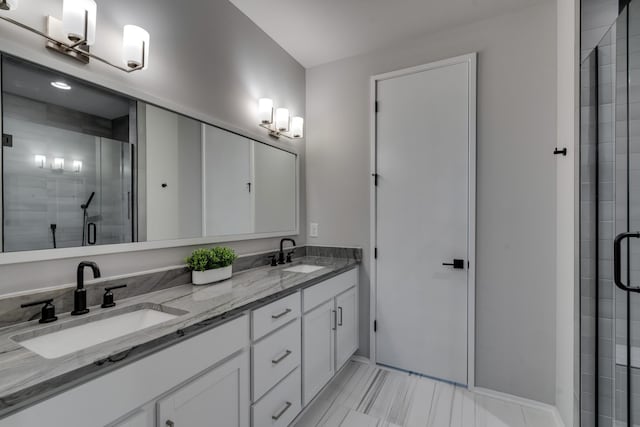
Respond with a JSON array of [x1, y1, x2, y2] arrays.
[[0, 258, 359, 426]]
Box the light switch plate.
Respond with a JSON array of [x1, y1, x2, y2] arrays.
[[309, 222, 319, 237]]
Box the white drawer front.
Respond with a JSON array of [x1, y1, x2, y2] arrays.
[[252, 319, 301, 401], [252, 292, 301, 341], [303, 268, 358, 312], [252, 368, 301, 427]]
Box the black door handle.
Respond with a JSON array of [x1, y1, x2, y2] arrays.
[[442, 259, 465, 269], [614, 231, 640, 292]]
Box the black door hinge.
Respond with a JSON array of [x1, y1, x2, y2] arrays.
[[2, 134, 13, 147], [374, 320, 377, 332], [375, 101, 379, 113], [374, 247, 378, 259], [372, 173, 378, 186]]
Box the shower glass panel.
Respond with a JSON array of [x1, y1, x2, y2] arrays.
[[1, 123, 133, 251], [0, 56, 135, 252], [581, 1, 640, 426]]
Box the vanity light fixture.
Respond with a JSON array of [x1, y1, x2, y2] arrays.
[[0, 0, 17, 11], [0, 0, 150, 73], [51, 81, 72, 90], [34, 155, 46, 168], [72, 160, 82, 173], [53, 158, 65, 170], [257, 99, 304, 139]]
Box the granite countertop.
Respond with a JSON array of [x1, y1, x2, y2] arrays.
[[0, 256, 358, 419]]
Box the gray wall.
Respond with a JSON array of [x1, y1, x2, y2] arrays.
[[0, 0, 306, 294], [305, 3, 558, 404]]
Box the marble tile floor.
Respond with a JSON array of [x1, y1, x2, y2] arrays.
[[292, 360, 560, 427]]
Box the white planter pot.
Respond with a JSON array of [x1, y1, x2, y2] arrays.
[[192, 265, 233, 285]]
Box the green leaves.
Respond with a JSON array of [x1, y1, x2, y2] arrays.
[[185, 247, 237, 272]]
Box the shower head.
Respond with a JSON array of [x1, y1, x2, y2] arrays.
[[81, 192, 95, 210]]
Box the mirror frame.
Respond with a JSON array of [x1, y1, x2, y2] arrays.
[[0, 53, 301, 265]]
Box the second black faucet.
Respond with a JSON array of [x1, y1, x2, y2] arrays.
[[72, 261, 101, 316], [278, 238, 296, 264]]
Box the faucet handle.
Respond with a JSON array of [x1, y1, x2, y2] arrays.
[[21, 299, 58, 324], [286, 250, 295, 263], [101, 284, 127, 308], [269, 255, 278, 267]]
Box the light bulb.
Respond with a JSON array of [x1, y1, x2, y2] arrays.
[[291, 117, 304, 138], [34, 155, 46, 168], [258, 98, 273, 124], [73, 160, 82, 173], [53, 158, 65, 170], [62, 0, 97, 45], [122, 25, 150, 70], [275, 108, 289, 132]]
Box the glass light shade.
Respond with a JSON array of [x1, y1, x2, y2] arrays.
[[34, 155, 46, 168], [122, 25, 150, 70], [275, 108, 289, 132], [291, 117, 304, 138], [0, 0, 18, 11], [258, 98, 273, 124], [73, 160, 82, 173], [53, 158, 65, 170], [62, 0, 97, 45]]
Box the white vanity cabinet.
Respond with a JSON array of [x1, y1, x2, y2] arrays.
[[1, 315, 250, 427], [250, 292, 303, 427], [302, 269, 359, 406], [1, 267, 359, 427], [157, 351, 250, 427]]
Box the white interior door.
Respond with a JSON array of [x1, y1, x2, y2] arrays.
[[374, 55, 476, 386], [203, 124, 253, 236]]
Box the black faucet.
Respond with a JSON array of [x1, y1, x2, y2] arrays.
[[278, 238, 296, 264], [72, 261, 101, 315]]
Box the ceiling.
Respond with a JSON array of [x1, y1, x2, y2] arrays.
[[229, 0, 549, 68], [2, 57, 131, 120]]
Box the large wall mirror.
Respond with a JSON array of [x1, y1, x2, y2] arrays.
[[0, 55, 298, 260]]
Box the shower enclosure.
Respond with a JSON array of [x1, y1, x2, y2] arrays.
[[0, 55, 135, 252], [581, 1, 640, 425]]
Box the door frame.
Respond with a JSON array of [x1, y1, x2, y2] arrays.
[[369, 53, 477, 389]]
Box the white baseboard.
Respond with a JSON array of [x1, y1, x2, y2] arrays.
[[474, 387, 565, 427]]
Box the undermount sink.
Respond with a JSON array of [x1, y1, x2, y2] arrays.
[[12, 304, 187, 359], [282, 264, 325, 274]]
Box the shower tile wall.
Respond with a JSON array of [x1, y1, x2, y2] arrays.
[[1, 94, 132, 252], [582, 0, 619, 61]]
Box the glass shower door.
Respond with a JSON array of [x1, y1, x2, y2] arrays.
[[581, 2, 640, 426]]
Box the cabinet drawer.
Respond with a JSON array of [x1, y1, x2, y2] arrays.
[[303, 268, 358, 312], [252, 292, 300, 340], [252, 368, 301, 427], [252, 319, 301, 401]]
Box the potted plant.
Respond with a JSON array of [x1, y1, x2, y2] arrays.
[[186, 247, 237, 285]]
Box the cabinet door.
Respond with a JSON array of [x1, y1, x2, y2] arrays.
[[157, 351, 249, 427], [110, 406, 153, 427], [335, 287, 358, 369], [302, 300, 335, 406]]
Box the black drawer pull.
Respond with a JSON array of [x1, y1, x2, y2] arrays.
[[271, 308, 292, 319], [272, 401, 292, 420], [272, 350, 292, 365]]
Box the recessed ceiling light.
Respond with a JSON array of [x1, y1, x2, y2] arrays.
[[51, 81, 71, 90]]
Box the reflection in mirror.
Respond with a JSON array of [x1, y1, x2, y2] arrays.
[[0, 55, 298, 258], [1, 56, 136, 252], [139, 104, 202, 241]]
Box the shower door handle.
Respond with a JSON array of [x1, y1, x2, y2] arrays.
[[87, 223, 96, 245], [614, 231, 640, 292]]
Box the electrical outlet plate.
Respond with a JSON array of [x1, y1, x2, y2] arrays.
[[309, 223, 319, 237]]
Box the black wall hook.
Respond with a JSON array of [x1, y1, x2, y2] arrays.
[[554, 148, 567, 156]]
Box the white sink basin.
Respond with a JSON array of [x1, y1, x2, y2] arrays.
[[283, 264, 325, 274], [14, 306, 184, 359]]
